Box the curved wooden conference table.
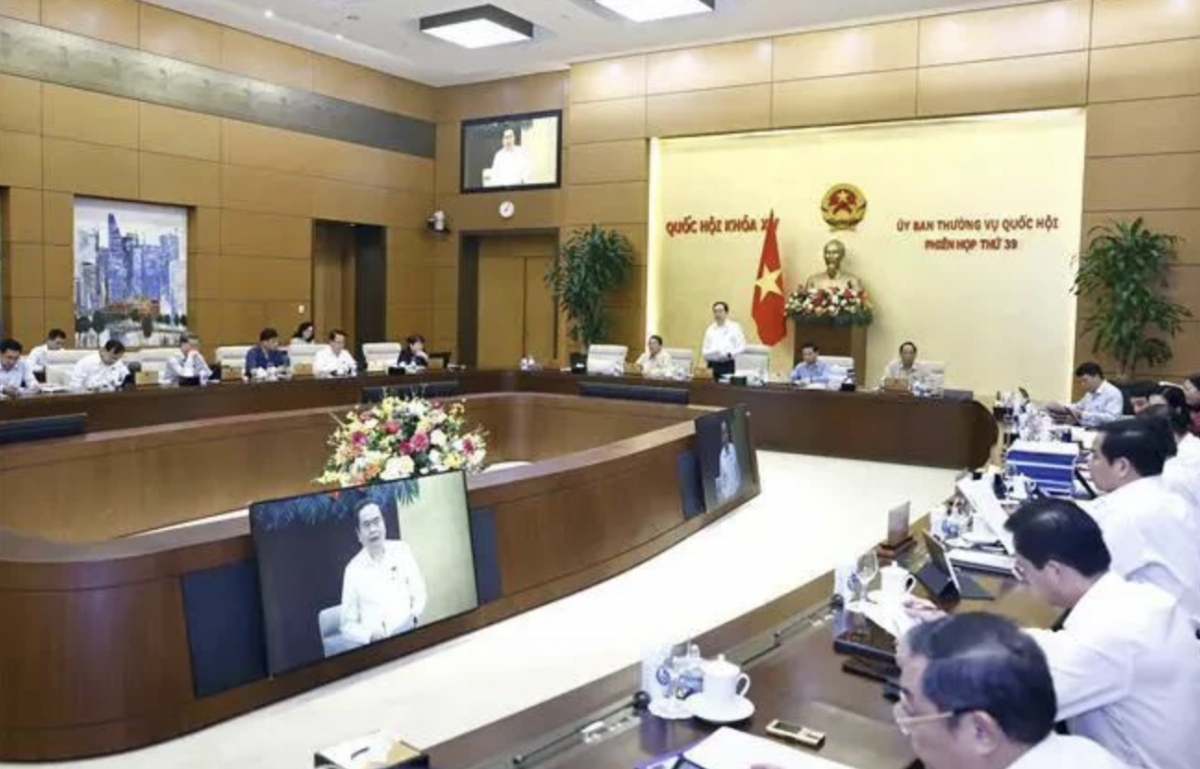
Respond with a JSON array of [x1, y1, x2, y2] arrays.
[[0, 371, 996, 762]]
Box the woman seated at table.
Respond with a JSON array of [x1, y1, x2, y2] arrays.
[[635, 335, 674, 378], [291, 321, 315, 346], [396, 334, 430, 369]]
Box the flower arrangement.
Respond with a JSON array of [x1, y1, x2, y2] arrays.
[[317, 396, 488, 488], [785, 285, 874, 327]]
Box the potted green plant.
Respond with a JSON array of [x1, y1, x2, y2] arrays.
[[545, 225, 634, 349], [1074, 217, 1191, 376]]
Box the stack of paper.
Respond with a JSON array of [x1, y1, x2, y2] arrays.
[[684, 727, 856, 769]]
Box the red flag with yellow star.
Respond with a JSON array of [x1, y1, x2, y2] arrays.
[[751, 211, 787, 346]]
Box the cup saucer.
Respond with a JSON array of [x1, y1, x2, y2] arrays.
[[867, 590, 910, 605], [686, 694, 755, 724]]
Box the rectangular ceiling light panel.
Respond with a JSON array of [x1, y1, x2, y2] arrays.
[[596, 0, 715, 23], [420, 4, 534, 48]]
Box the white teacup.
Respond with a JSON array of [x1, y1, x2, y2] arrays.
[[701, 654, 750, 705], [879, 563, 916, 601]]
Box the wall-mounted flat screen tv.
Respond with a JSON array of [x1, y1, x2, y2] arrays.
[[461, 109, 562, 193], [250, 473, 478, 675]]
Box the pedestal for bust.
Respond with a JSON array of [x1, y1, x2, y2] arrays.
[[792, 323, 868, 384]]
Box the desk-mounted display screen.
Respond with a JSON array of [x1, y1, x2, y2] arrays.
[[695, 405, 752, 511], [460, 110, 562, 193], [250, 473, 478, 675]]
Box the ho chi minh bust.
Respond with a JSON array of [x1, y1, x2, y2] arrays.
[[804, 239, 863, 292]]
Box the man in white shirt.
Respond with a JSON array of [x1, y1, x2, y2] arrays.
[[26, 328, 67, 374], [897, 613, 1131, 769], [701, 301, 746, 381], [1004, 499, 1200, 769], [1141, 395, 1200, 510], [1048, 362, 1124, 427], [881, 340, 926, 385], [161, 333, 212, 385], [68, 340, 129, 392], [635, 334, 674, 378], [487, 128, 531, 187], [1083, 417, 1200, 623], [313, 329, 359, 378], [0, 339, 39, 397], [715, 419, 741, 503], [338, 501, 428, 649]]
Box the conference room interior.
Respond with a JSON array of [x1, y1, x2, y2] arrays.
[[2, 0, 1200, 768]]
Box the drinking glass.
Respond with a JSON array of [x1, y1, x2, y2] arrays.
[[848, 548, 879, 613]]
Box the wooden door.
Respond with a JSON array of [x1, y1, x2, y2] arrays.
[[477, 254, 526, 368], [523, 256, 555, 363]]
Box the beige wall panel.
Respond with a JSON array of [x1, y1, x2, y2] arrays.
[[608, 263, 646, 310], [435, 121, 459, 194], [1084, 210, 1200, 266], [220, 165, 312, 217], [1084, 154, 1200, 211], [646, 39, 773, 95], [1167, 264, 1200, 309], [5, 187, 42, 243], [0, 130, 41, 188], [222, 120, 318, 176], [42, 84, 138, 148], [565, 182, 648, 225], [139, 152, 220, 207], [43, 137, 139, 197], [42, 191, 71, 246], [388, 306, 434, 342], [1087, 97, 1200, 157], [433, 265, 458, 307], [382, 153, 435, 194], [189, 251, 220, 300], [220, 210, 311, 258], [917, 53, 1087, 116], [1092, 0, 1200, 48], [6, 242, 42, 297], [0, 0, 40, 23], [139, 103, 221, 161], [772, 69, 917, 128], [41, 0, 138, 47], [310, 140, 433, 192], [430, 305, 458, 349], [388, 258, 435, 305], [264, 300, 308, 333], [192, 206, 221, 253], [447, 189, 564, 231], [773, 21, 918, 81], [646, 85, 770, 137], [1089, 40, 1200, 103], [568, 140, 647, 185], [0, 75, 42, 134], [436, 72, 566, 122], [571, 56, 647, 104], [312, 54, 435, 120], [310, 179, 388, 226], [386, 189, 435, 229], [8, 297, 44, 342], [605, 306, 645, 352], [42, 244, 71, 299], [919, 0, 1089, 66], [219, 300, 267, 345], [570, 98, 646, 144], [220, 29, 313, 92], [186, 298, 218, 344], [219, 256, 310, 302], [386, 228, 433, 266], [43, 297, 72, 335], [137, 4, 221, 70]]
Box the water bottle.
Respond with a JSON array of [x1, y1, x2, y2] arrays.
[[677, 643, 705, 697]]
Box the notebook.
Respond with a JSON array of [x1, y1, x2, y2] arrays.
[[684, 727, 856, 769]]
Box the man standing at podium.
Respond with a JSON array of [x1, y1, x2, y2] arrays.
[[701, 301, 746, 381]]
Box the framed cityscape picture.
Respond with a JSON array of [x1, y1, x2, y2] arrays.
[[73, 198, 189, 348]]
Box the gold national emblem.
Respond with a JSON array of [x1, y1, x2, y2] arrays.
[[821, 184, 867, 231]]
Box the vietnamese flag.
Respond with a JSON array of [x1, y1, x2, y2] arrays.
[[751, 211, 787, 346]]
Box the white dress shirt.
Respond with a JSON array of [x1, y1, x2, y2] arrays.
[[1008, 734, 1132, 769], [716, 443, 741, 502], [1084, 476, 1200, 624], [339, 540, 428, 647], [488, 146, 531, 186], [0, 358, 38, 395], [26, 343, 50, 372], [635, 350, 674, 378], [68, 352, 129, 392], [161, 350, 212, 385], [1163, 433, 1200, 510], [1025, 572, 1200, 769], [701, 320, 747, 364], [1073, 380, 1125, 427], [313, 346, 359, 377], [881, 359, 926, 384]]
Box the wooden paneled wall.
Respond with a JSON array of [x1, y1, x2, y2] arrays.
[[0, 0, 436, 349]]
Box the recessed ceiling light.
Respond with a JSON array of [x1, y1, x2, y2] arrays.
[[596, 0, 714, 22], [263, 8, 274, 18], [335, 33, 344, 40], [419, 4, 533, 49]]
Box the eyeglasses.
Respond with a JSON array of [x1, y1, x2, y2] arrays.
[[892, 701, 960, 736]]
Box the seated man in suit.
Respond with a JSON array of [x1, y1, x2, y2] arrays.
[[245, 327, 290, 379], [314, 330, 358, 378], [881, 341, 925, 386], [790, 341, 830, 385], [162, 333, 212, 385], [68, 340, 129, 392], [26, 328, 67, 374], [897, 613, 1131, 769], [0, 339, 40, 397]]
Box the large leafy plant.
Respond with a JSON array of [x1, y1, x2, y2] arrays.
[[545, 225, 634, 348], [1074, 218, 1191, 376]]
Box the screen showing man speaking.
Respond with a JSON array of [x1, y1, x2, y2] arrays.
[[460, 110, 561, 192], [250, 473, 478, 675], [695, 406, 752, 511]]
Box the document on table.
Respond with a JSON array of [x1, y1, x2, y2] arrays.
[[860, 599, 919, 640], [684, 727, 856, 769]]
